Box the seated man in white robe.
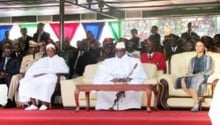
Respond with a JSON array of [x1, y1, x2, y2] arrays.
[[18, 43, 69, 110], [92, 42, 147, 110], [209, 81, 220, 125]]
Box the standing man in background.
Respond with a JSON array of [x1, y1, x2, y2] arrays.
[[33, 23, 50, 43], [130, 28, 140, 51], [150, 26, 162, 52], [181, 22, 200, 42], [18, 28, 33, 54]]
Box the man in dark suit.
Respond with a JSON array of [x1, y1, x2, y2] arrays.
[[181, 22, 200, 43], [150, 26, 162, 52], [18, 28, 33, 54], [0, 47, 21, 87], [68, 39, 97, 79], [11, 40, 24, 64], [130, 28, 140, 51], [164, 38, 184, 61], [33, 23, 50, 43], [0, 31, 13, 58]]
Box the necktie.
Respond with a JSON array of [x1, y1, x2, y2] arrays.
[[148, 54, 152, 59], [23, 36, 26, 41], [73, 51, 82, 70], [37, 32, 43, 42], [16, 52, 20, 57], [3, 57, 8, 70]]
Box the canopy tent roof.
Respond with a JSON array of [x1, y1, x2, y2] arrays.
[[0, 0, 220, 18]]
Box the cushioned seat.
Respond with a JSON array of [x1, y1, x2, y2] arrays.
[[158, 51, 220, 109]]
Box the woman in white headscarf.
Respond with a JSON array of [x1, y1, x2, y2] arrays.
[[18, 43, 69, 110]]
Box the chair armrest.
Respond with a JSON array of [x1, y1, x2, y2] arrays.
[[206, 74, 220, 97], [157, 74, 178, 109], [143, 78, 158, 85], [158, 74, 178, 87], [207, 73, 220, 84], [156, 70, 164, 77], [72, 77, 84, 84], [60, 77, 84, 107]]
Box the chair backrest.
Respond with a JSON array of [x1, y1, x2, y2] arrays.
[[170, 51, 220, 77], [141, 63, 157, 78], [82, 64, 98, 83], [206, 52, 220, 74]]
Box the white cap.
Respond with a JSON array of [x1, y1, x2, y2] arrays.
[[29, 40, 38, 47], [46, 43, 56, 50], [164, 27, 172, 36], [115, 42, 125, 49]]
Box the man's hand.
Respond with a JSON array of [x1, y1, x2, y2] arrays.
[[186, 73, 195, 77], [111, 78, 120, 83], [33, 73, 46, 78], [0, 72, 8, 78], [111, 78, 132, 84], [20, 73, 25, 77]]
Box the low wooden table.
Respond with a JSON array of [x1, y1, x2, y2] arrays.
[[74, 84, 159, 112]]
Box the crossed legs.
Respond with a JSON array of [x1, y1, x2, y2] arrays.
[[181, 78, 201, 111]]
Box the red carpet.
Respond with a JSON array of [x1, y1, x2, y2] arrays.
[[0, 108, 211, 125]]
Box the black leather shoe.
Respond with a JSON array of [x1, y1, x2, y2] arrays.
[[4, 99, 16, 108]]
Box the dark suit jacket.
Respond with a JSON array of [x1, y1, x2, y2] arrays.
[[151, 33, 162, 52], [0, 57, 21, 86], [165, 46, 184, 61], [163, 34, 180, 48], [33, 31, 50, 43], [69, 50, 97, 79], [130, 36, 140, 50], [181, 31, 200, 41], [18, 35, 33, 53]]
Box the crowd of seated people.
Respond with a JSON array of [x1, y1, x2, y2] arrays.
[[0, 21, 219, 114]]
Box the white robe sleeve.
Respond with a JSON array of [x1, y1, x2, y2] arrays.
[[24, 58, 47, 78], [48, 56, 69, 74], [92, 61, 114, 85], [24, 55, 69, 78]]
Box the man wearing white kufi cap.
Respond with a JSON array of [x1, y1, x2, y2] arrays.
[[29, 40, 38, 48], [18, 43, 69, 111], [93, 41, 147, 110]]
